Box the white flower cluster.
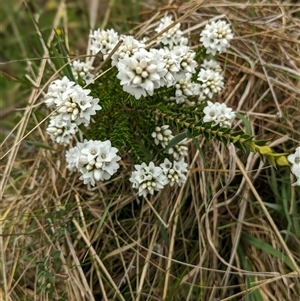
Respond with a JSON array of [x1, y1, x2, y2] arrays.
[[46, 115, 78, 145], [151, 125, 188, 159], [66, 139, 121, 186], [200, 20, 233, 55], [88, 18, 233, 103], [203, 101, 235, 127], [43, 16, 236, 190], [88, 17, 201, 100], [89, 28, 119, 58], [71, 59, 95, 84], [288, 147, 300, 186], [151, 125, 173, 148], [160, 158, 188, 187], [129, 162, 168, 197], [197, 68, 224, 99], [116, 48, 166, 99], [154, 48, 180, 87], [129, 158, 188, 197], [111, 35, 145, 66], [172, 46, 198, 77], [44, 76, 101, 145], [129, 125, 189, 197], [172, 73, 199, 104], [154, 15, 188, 48], [167, 139, 189, 160]]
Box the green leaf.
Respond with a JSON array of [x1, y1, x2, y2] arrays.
[[219, 135, 229, 145], [23, 140, 55, 151], [158, 221, 169, 245], [37, 270, 45, 282], [49, 276, 55, 285], [237, 244, 263, 301], [254, 139, 270, 146], [242, 233, 295, 270], [235, 112, 253, 135], [256, 145, 273, 155], [166, 131, 187, 150], [62, 291, 68, 298], [234, 140, 247, 152], [51, 250, 61, 259], [189, 135, 206, 165], [94, 202, 111, 238], [49, 31, 75, 81]]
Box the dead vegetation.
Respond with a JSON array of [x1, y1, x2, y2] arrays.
[[1, 0, 300, 300]]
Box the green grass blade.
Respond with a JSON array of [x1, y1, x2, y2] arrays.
[[242, 233, 295, 270], [238, 244, 263, 301], [49, 31, 75, 81]]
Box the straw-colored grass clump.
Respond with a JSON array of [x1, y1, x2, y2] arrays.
[[0, 0, 299, 300]]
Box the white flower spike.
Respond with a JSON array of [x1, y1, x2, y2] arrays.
[[203, 101, 235, 128], [66, 140, 121, 186], [129, 162, 168, 197], [116, 48, 166, 99], [151, 125, 173, 148], [200, 20, 233, 55], [46, 115, 78, 145]]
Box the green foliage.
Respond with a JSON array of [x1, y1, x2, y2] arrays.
[[79, 58, 290, 168], [242, 233, 295, 270], [34, 7, 292, 175], [34, 205, 73, 300], [2, 1, 300, 301], [2, 0, 294, 177], [45, 204, 73, 242], [36, 250, 67, 300], [48, 31, 76, 81], [161, 106, 289, 168], [237, 244, 264, 301]]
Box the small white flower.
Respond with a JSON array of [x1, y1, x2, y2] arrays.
[[154, 15, 184, 48], [151, 125, 173, 148], [80, 140, 103, 164], [71, 59, 95, 84], [46, 115, 78, 145], [197, 68, 224, 99], [171, 73, 198, 104], [129, 162, 167, 197], [203, 101, 235, 127], [217, 103, 236, 126], [111, 35, 145, 66], [69, 139, 121, 186], [167, 138, 189, 160], [65, 140, 89, 172], [160, 158, 188, 186], [201, 59, 222, 73], [153, 242, 163, 254], [200, 20, 233, 55], [288, 147, 300, 166], [196, 90, 207, 105], [172, 46, 197, 78], [116, 48, 166, 99], [101, 156, 121, 176], [203, 101, 221, 123], [89, 28, 119, 57], [55, 85, 101, 126], [44, 76, 76, 108], [288, 147, 300, 186]]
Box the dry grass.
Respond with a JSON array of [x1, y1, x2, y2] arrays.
[[1, 0, 300, 300]]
